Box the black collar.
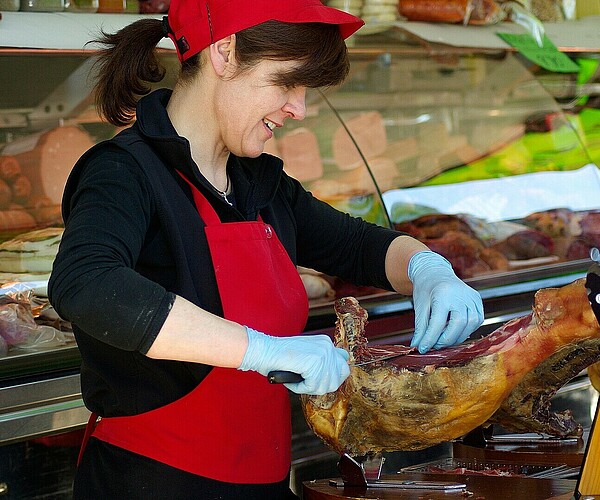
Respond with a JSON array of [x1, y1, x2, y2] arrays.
[[133, 89, 285, 219]]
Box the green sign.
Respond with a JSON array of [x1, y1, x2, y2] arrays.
[[497, 32, 580, 73]]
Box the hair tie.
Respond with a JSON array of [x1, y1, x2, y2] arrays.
[[161, 16, 172, 38]]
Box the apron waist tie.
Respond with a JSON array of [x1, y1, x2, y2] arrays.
[[78, 412, 99, 466]]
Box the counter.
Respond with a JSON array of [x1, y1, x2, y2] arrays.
[[303, 474, 577, 500]]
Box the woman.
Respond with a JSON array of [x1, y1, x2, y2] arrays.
[[48, 0, 484, 498]]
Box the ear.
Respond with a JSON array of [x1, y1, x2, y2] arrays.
[[209, 34, 237, 77]]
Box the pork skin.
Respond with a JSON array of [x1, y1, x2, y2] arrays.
[[301, 278, 600, 455]]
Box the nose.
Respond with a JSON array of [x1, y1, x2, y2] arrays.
[[282, 87, 307, 121]]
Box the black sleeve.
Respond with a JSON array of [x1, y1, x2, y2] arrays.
[[280, 173, 401, 291], [48, 150, 175, 354]]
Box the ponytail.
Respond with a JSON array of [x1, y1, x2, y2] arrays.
[[91, 19, 350, 126], [92, 19, 167, 126]]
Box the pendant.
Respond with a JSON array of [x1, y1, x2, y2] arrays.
[[221, 192, 233, 206]]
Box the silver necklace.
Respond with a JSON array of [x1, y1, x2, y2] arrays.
[[214, 175, 233, 206]]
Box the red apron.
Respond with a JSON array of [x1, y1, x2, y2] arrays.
[[88, 176, 309, 483]]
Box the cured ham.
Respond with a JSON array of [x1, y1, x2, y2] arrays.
[[301, 278, 600, 455]]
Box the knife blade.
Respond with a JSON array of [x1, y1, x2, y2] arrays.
[[267, 351, 411, 384]]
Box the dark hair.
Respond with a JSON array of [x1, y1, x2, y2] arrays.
[[92, 19, 350, 126]]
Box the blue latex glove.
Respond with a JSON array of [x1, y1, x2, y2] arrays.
[[238, 327, 350, 395], [408, 250, 484, 354]]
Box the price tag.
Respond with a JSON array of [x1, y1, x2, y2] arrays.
[[497, 32, 580, 73]]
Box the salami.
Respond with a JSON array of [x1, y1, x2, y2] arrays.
[[398, 0, 505, 25]]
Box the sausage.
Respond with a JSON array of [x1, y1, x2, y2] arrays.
[[0, 210, 36, 235], [399, 0, 504, 24], [0, 156, 21, 182], [10, 175, 32, 205], [0, 180, 12, 210]]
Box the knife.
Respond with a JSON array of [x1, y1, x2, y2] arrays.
[[586, 247, 600, 325], [267, 351, 411, 384], [330, 453, 467, 491]]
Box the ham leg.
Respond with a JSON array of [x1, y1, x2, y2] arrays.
[[301, 278, 600, 455]]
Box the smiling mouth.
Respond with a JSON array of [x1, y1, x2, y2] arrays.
[[263, 119, 277, 131]]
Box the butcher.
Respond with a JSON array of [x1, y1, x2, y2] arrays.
[[47, 0, 484, 498]]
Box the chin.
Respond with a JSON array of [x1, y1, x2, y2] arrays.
[[240, 146, 265, 158]]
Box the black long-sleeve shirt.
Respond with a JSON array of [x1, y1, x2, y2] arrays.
[[48, 89, 401, 416]]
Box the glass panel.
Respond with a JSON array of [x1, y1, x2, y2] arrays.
[[369, 51, 598, 280], [300, 49, 599, 284], [271, 87, 391, 228], [0, 51, 179, 369]]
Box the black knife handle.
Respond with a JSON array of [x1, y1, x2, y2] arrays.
[[267, 371, 304, 384], [586, 262, 600, 325]]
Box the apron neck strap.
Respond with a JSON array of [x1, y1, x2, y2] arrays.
[[176, 170, 221, 226]]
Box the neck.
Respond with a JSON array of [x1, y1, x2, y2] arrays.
[[215, 173, 231, 196], [167, 77, 230, 193]]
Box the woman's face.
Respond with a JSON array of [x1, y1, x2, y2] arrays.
[[214, 59, 307, 158]]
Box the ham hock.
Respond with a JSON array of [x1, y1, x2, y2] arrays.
[[301, 277, 600, 455]]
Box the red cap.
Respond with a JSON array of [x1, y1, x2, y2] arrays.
[[165, 0, 364, 61]]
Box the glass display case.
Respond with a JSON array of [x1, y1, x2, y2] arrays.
[[1, 11, 599, 497], [276, 32, 600, 312]]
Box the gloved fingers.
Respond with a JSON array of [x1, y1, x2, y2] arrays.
[[336, 347, 350, 361], [409, 296, 431, 350], [431, 310, 471, 349], [438, 294, 484, 347], [412, 297, 449, 353], [470, 293, 485, 327], [431, 311, 464, 350], [463, 298, 485, 339], [455, 281, 484, 328], [431, 297, 485, 349], [285, 338, 350, 395], [285, 359, 350, 395]]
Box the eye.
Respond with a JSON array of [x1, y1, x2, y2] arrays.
[[269, 79, 294, 91], [269, 72, 297, 90]]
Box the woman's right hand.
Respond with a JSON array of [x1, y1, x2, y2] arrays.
[[238, 327, 350, 395]]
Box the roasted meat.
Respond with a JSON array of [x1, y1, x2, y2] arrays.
[[301, 279, 600, 455], [395, 215, 509, 277], [490, 229, 554, 260], [524, 208, 600, 259], [395, 213, 476, 239], [394, 213, 558, 277], [423, 230, 509, 278]]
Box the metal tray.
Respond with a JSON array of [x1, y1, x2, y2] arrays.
[[400, 458, 579, 479]]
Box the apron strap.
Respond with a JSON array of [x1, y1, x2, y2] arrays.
[[78, 412, 99, 466], [177, 170, 263, 224], [176, 170, 221, 226]]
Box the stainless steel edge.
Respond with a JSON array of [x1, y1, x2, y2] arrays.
[[0, 374, 89, 445]]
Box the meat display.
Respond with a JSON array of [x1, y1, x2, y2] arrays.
[[301, 278, 600, 455], [523, 208, 600, 260], [489, 229, 555, 261], [394, 213, 556, 278], [9, 126, 94, 206], [398, 0, 505, 25], [392, 210, 600, 278], [420, 231, 509, 278]]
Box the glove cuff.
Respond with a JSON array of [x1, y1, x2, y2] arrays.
[[408, 250, 453, 284], [238, 326, 267, 372]]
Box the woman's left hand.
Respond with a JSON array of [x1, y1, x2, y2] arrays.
[[408, 251, 484, 353]]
